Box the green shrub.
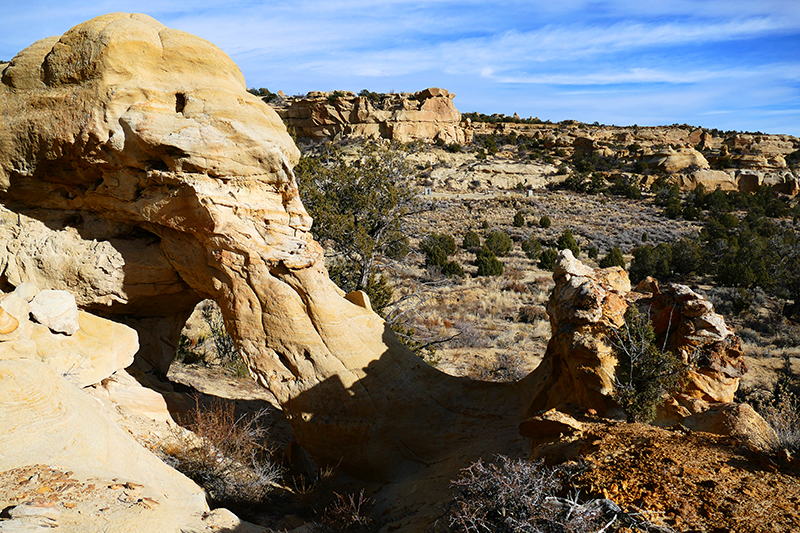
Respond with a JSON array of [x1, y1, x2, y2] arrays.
[[462, 230, 481, 249], [447, 143, 462, 153], [538, 248, 558, 270], [521, 235, 542, 260], [598, 246, 625, 269], [556, 228, 580, 256], [475, 247, 504, 276], [421, 233, 457, 256], [441, 260, 465, 278], [539, 215, 551, 228], [513, 211, 525, 227], [628, 243, 673, 283], [357, 89, 381, 102], [610, 307, 685, 423], [484, 231, 513, 256], [424, 245, 448, 268], [588, 246, 599, 260], [421, 233, 457, 268]]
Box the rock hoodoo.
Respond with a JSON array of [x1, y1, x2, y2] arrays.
[[0, 12, 769, 495], [269, 87, 472, 144]]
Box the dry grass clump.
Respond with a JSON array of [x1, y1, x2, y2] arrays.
[[159, 397, 281, 515], [313, 489, 378, 533]]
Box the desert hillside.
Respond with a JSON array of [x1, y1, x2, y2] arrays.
[[1, 13, 799, 533]]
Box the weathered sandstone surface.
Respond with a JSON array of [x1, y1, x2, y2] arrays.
[[269, 87, 472, 144], [0, 15, 770, 519]]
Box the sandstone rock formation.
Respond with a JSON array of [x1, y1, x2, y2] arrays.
[[646, 146, 710, 173], [0, 359, 213, 533], [521, 250, 772, 447], [0, 285, 138, 387], [0, 13, 771, 505], [0, 13, 527, 484], [270, 88, 472, 144], [468, 121, 798, 195]]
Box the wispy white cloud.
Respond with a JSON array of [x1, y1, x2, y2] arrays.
[[1, 1, 799, 135]]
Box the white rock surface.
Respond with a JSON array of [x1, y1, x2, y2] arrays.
[[29, 289, 80, 335]]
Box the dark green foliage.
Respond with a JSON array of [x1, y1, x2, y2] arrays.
[[670, 238, 703, 276], [513, 211, 525, 227], [628, 243, 673, 283], [556, 228, 580, 257], [295, 142, 418, 312], [247, 87, 279, 102], [610, 307, 685, 423], [588, 246, 599, 260], [476, 148, 487, 160], [421, 233, 457, 267], [462, 231, 481, 249], [481, 220, 490, 230], [521, 235, 542, 260], [484, 231, 513, 256], [441, 260, 465, 278], [327, 90, 346, 102], [358, 89, 381, 102], [571, 151, 615, 173], [552, 171, 606, 195], [598, 246, 625, 269], [538, 248, 558, 271], [641, 231, 648, 242], [447, 143, 462, 153], [539, 215, 551, 228], [475, 247, 504, 276], [424, 245, 448, 268], [609, 175, 642, 199]]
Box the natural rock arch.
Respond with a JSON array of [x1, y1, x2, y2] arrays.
[[0, 13, 763, 484]]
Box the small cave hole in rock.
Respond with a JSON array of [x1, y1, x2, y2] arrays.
[[175, 93, 187, 114]]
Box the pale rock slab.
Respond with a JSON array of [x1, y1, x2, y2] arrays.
[[29, 289, 80, 335], [0, 358, 209, 533]]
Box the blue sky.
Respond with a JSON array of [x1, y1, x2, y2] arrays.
[[3, 1, 800, 136]]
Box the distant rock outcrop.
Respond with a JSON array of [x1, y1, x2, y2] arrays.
[[269, 87, 472, 144]]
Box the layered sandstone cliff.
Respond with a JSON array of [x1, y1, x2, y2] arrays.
[[269, 87, 472, 144]]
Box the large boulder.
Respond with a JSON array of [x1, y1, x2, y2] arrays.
[[646, 146, 710, 173]]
